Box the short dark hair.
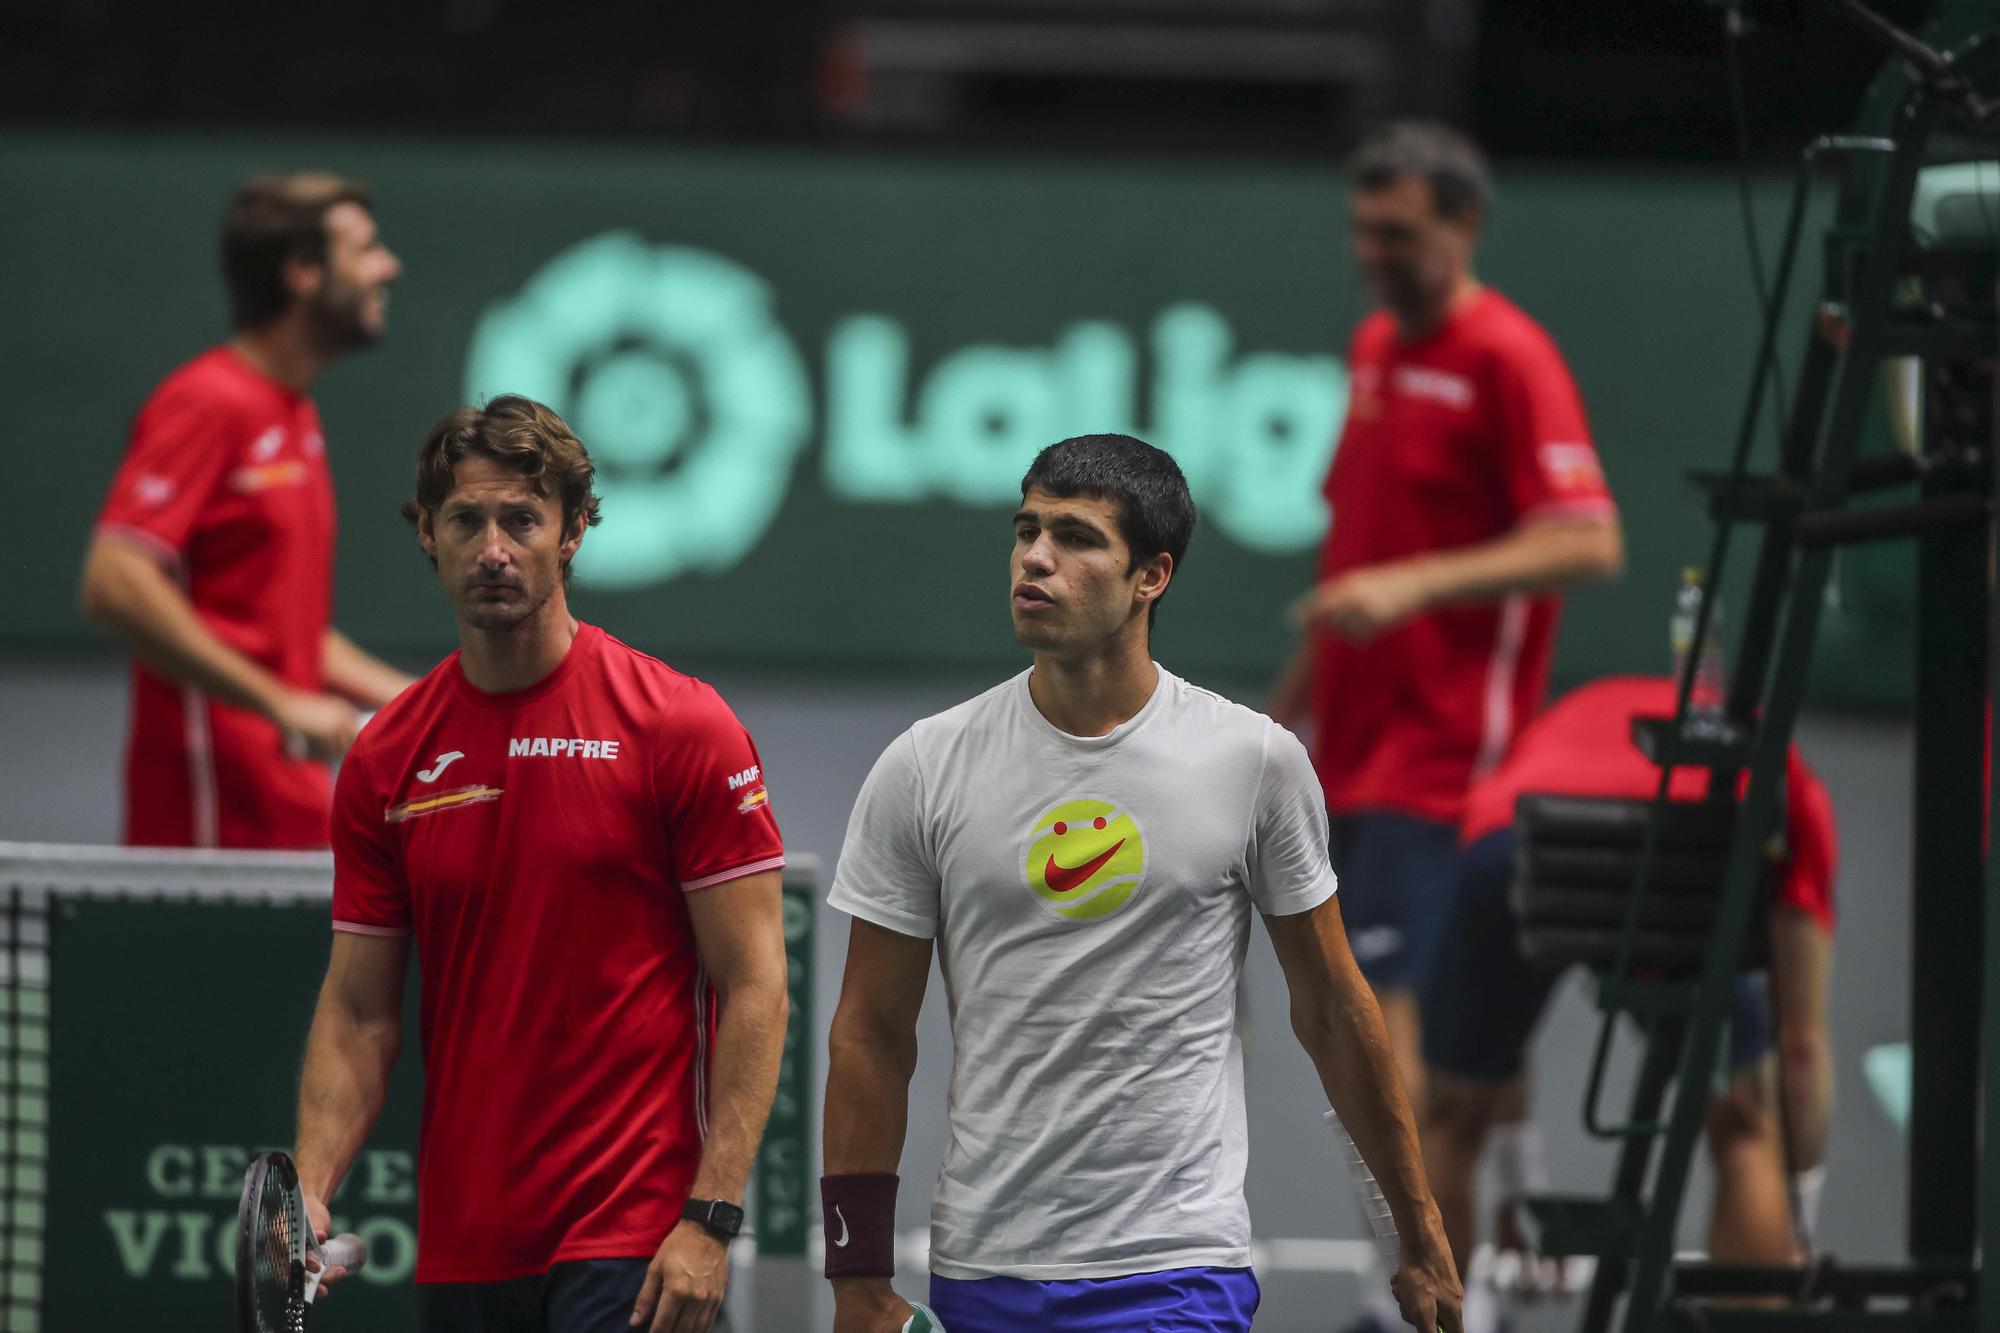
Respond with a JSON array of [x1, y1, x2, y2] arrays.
[[1020, 434, 1196, 627], [221, 173, 376, 330], [403, 395, 604, 583], [1350, 120, 1493, 222]]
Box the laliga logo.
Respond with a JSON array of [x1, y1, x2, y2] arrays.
[[467, 233, 1347, 589], [464, 234, 813, 588], [824, 306, 1346, 554], [1023, 798, 1147, 923]]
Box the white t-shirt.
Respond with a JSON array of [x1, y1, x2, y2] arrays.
[[827, 666, 1339, 1281]]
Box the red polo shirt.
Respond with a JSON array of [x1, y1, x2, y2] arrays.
[[330, 624, 785, 1281], [96, 346, 336, 848], [1460, 677, 1836, 929], [1312, 289, 1615, 823]]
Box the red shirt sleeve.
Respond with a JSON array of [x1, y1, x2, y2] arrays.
[[330, 748, 412, 936], [96, 373, 247, 566], [1776, 750, 1838, 931], [656, 684, 786, 892], [1489, 331, 1616, 526]]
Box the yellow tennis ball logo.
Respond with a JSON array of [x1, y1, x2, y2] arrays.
[[1023, 798, 1147, 922]]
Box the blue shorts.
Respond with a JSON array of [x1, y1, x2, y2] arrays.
[[1328, 811, 1463, 991], [420, 1258, 702, 1333], [928, 1266, 1259, 1333], [1423, 830, 1773, 1082]]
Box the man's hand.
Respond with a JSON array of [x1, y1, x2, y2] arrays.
[[269, 689, 363, 764], [303, 1189, 331, 1246], [1391, 1236, 1465, 1333], [1291, 563, 1434, 643], [832, 1276, 915, 1333], [631, 1220, 729, 1333], [1265, 640, 1314, 736], [299, 1190, 352, 1297]]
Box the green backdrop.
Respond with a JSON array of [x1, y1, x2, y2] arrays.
[[0, 131, 1910, 706], [48, 898, 423, 1328], [38, 874, 816, 1327]]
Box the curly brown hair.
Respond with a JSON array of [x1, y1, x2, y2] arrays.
[[403, 396, 604, 581]]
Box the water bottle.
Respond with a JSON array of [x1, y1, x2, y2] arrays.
[[1669, 567, 1728, 735]]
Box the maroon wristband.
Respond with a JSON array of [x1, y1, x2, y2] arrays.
[[821, 1173, 898, 1277]]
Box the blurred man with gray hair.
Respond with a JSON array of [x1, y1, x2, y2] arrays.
[[1269, 121, 1623, 1332]]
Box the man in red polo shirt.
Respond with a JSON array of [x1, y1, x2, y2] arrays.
[[1422, 677, 1837, 1300], [81, 174, 410, 849], [1270, 121, 1623, 1105], [1269, 124, 1623, 1331], [294, 396, 789, 1333]]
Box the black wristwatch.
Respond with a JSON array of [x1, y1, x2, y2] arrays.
[[682, 1197, 745, 1243]]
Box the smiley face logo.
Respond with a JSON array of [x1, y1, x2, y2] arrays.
[[1023, 798, 1147, 923]]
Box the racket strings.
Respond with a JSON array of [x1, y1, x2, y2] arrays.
[[249, 1167, 308, 1333]]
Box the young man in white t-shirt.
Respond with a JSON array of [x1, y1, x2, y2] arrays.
[[820, 434, 1463, 1333]]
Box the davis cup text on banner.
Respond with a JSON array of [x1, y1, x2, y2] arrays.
[[104, 1143, 417, 1284]]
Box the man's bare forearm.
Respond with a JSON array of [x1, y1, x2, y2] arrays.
[[825, 1017, 920, 1328], [321, 629, 413, 711], [688, 976, 789, 1204], [1402, 516, 1623, 612], [81, 538, 288, 716], [1296, 984, 1447, 1252], [294, 999, 401, 1201], [823, 1021, 918, 1175]]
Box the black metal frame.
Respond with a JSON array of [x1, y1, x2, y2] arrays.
[[1522, 5, 1999, 1329]]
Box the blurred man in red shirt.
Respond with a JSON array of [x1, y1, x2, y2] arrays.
[[1270, 123, 1623, 1101], [1423, 678, 1837, 1303], [1269, 124, 1622, 1330], [81, 174, 411, 849]]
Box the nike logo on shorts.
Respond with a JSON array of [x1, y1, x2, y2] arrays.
[[1348, 924, 1404, 962]]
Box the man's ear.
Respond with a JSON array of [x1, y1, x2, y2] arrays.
[[560, 514, 586, 565], [416, 509, 437, 559], [1453, 203, 1484, 250], [281, 254, 325, 308], [1135, 551, 1175, 607]]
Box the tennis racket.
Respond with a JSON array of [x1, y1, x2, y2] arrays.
[[1328, 1110, 1455, 1333], [1324, 1108, 1399, 1267], [902, 1302, 946, 1332], [235, 1150, 368, 1333]]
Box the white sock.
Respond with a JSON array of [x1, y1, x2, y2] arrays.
[[1487, 1121, 1549, 1201], [1462, 1277, 1503, 1333], [1793, 1165, 1827, 1234]]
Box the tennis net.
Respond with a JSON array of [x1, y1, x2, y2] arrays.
[[0, 841, 816, 1332]]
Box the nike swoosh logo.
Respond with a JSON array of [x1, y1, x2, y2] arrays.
[[832, 1205, 850, 1248], [1043, 839, 1125, 894], [417, 751, 465, 783]]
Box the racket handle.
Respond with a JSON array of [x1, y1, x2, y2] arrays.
[[1325, 1109, 1400, 1269], [319, 1233, 368, 1273]]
